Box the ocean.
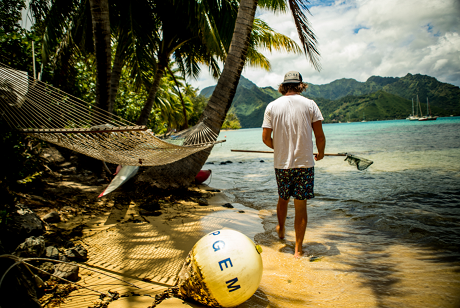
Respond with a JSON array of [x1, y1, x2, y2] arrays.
[[204, 117, 460, 307]]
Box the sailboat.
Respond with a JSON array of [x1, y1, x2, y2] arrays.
[[406, 98, 420, 120], [361, 112, 367, 122], [418, 97, 437, 121]]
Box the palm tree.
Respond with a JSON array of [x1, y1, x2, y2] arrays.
[[87, 0, 111, 111], [135, 0, 320, 189], [135, 0, 233, 126], [135, 0, 304, 126], [167, 65, 190, 129], [108, 0, 160, 114], [28, 0, 158, 114], [200, 0, 320, 133]]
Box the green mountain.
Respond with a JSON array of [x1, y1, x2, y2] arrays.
[[303, 76, 398, 100], [200, 74, 460, 128], [318, 91, 414, 122], [200, 76, 281, 127]]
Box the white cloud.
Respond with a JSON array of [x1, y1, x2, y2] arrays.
[[187, 0, 460, 91]]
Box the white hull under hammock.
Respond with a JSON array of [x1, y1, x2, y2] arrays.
[[0, 62, 222, 166]]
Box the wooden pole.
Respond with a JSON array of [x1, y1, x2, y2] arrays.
[[32, 41, 36, 79], [231, 150, 347, 156]]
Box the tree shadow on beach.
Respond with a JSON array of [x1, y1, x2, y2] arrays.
[[323, 231, 403, 308], [320, 224, 460, 308]]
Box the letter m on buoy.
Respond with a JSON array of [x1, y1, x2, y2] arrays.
[[225, 277, 241, 293]]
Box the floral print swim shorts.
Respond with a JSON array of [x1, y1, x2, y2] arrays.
[[275, 167, 315, 200]]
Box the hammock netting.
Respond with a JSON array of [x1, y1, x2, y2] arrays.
[[0, 62, 219, 166]]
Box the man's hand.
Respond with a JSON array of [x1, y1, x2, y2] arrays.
[[314, 153, 324, 161], [262, 128, 274, 149], [312, 121, 326, 161]]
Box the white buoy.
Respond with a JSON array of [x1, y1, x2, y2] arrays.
[[178, 229, 263, 307]]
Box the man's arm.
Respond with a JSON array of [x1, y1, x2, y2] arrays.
[[262, 128, 274, 149], [312, 120, 325, 161]]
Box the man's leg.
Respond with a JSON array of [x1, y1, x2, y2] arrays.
[[276, 197, 289, 239], [293, 199, 308, 258]]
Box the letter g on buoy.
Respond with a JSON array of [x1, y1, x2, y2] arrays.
[[213, 240, 225, 252]]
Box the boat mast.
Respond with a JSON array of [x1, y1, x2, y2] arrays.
[[426, 97, 429, 116], [412, 98, 414, 116], [417, 95, 423, 117]]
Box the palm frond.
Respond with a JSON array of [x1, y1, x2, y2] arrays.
[[257, 0, 288, 11], [288, 0, 321, 71], [246, 47, 271, 70], [251, 18, 302, 53]]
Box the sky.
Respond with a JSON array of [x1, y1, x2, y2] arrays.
[[187, 0, 460, 92]]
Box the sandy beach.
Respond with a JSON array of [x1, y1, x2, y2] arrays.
[[31, 172, 460, 308], [30, 169, 264, 308]]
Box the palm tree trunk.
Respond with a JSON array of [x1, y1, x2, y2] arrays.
[[110, 38, 126, 114], [167, 66, 189, 129], [136, 54, 169, 126], [135, 0, 258, 190], [88, 0, 111, 112], [201, 0, 258, 134]]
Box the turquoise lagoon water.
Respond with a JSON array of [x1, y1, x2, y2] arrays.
[[206, 117, 460, 254]]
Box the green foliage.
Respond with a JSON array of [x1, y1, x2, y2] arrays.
[[188, 94, 208, 127], [114, 65, 206, 133], [0, 21, 40, 73], [114, 69, 154, 126], [0, 122, 45, 186], [0, 209, 9, 225], [73, 58, 97, 104], [222, 113, 241, 129], [0, 0, 26, 33]]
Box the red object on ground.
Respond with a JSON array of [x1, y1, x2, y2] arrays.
[[195, 170, 212, 184], [113, 164, 123, 175]]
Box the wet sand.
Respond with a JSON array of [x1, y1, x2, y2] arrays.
[[243, 203, 460, 308]]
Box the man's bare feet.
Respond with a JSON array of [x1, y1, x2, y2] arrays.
[[294, 250, 304, 258], [276, 225, 285, 239]]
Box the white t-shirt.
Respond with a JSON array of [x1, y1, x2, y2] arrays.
[[262, 95, 324, 169]]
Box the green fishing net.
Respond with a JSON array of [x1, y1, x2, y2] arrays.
[[345, 154, 373, 171]]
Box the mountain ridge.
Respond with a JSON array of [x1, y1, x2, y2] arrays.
[[200, 74, 460, 127]]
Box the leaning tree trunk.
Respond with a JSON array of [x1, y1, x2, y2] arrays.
[[135, 0, 258, 190], [200, 0, 259, 135], [109, 33, 128, 114], [167, 66, 189, 129], [136, 53, 169, 126], [89, 0, 112, 112]]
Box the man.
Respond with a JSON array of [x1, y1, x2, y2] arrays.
[[262, 71, 326, 258]]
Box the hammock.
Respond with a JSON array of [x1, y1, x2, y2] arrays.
[[0, 62, 220, 167]]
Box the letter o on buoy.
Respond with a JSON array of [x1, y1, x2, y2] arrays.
[[178, 229, 263, 307]]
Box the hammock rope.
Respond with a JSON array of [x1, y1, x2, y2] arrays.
[[0, 62, 220, 166]]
